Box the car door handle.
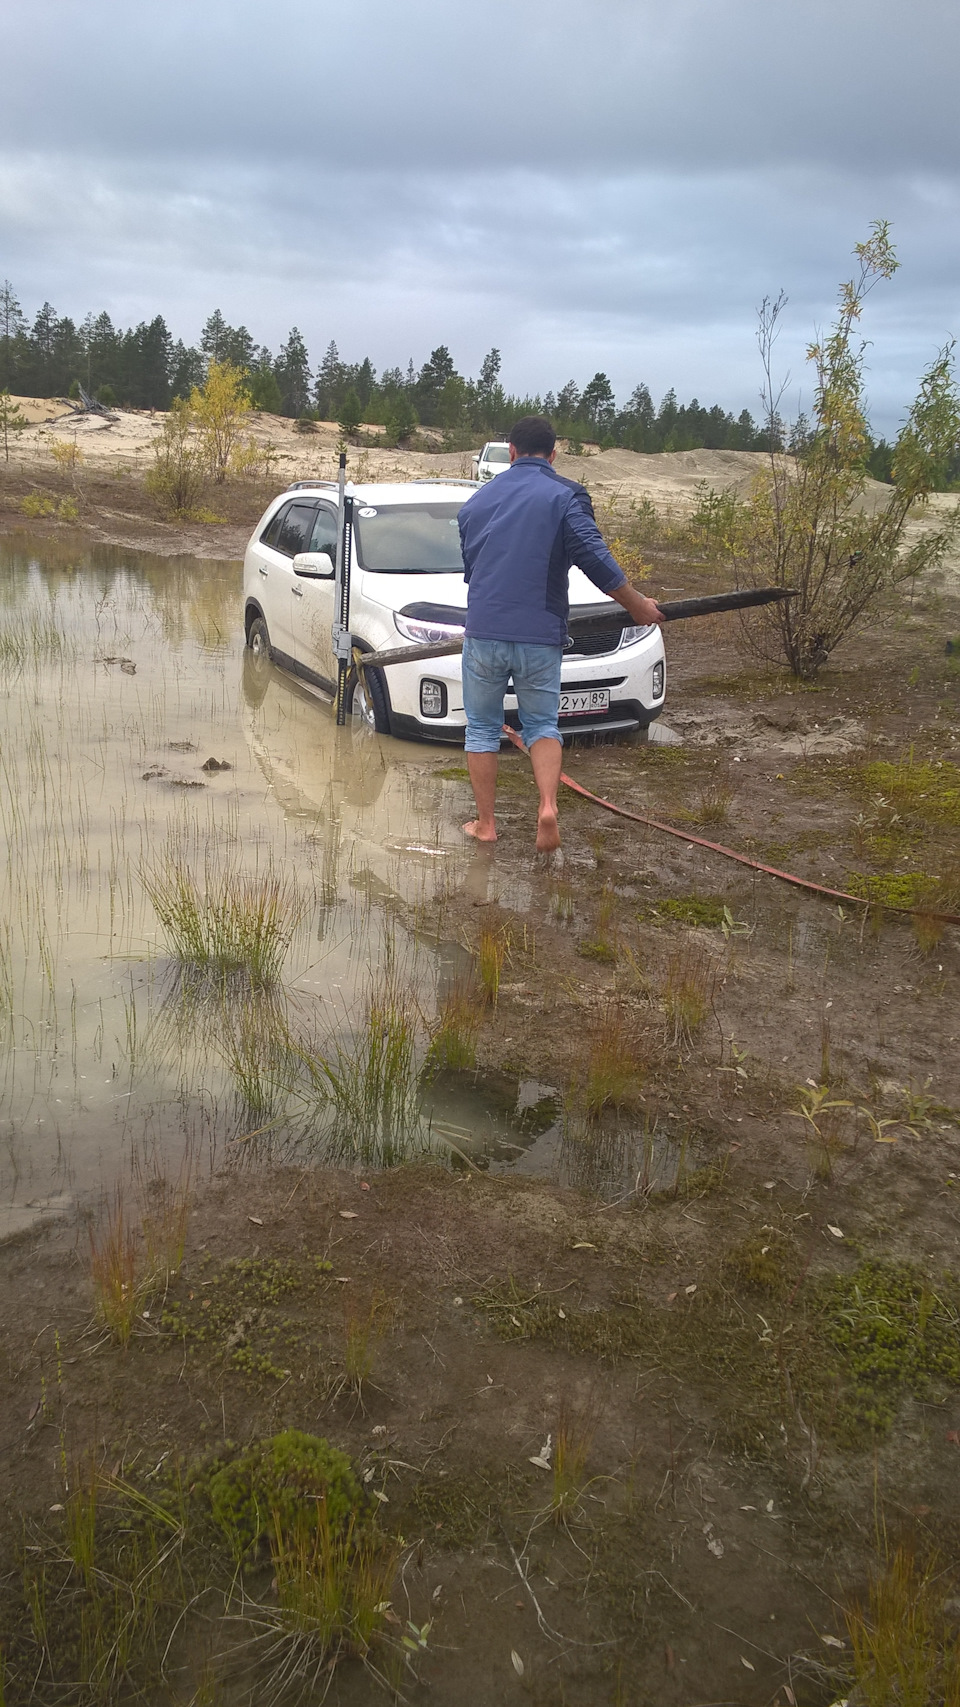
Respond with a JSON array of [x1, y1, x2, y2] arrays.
[[258, 565, 268, 577], [292, 584, 304, 597]]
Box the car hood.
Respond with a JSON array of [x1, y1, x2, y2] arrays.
[[359, 566, 617, 616]]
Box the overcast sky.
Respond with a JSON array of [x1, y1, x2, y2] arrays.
[[2, 0, 959, 432]]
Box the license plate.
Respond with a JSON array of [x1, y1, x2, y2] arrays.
[[559, 689, 610, 717]]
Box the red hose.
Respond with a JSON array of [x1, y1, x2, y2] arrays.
[[499, 726, 960, 927]]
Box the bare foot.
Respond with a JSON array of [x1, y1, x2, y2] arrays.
[[464, 819, 497, 843], [535, 808, 560, 853]]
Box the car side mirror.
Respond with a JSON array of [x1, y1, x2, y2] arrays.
[[293, 550, 335, 578]]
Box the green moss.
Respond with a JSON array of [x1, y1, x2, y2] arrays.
[[846, 871, 935, 910], [436, 766, 469, 780], [204, 1431, 368, 1564], [643, 894, 726, 928], [576, 938, 617, 964], [860, 756, 960, 827], [160, 1255, 306, 1379], [814, 1261, 960, 1444], [721, 1231, 801, 1299]]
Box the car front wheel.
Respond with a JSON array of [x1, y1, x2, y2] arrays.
[[247, 614, 271, 661], [350, 661, 391, 734]]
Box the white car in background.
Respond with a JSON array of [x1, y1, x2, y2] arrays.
[[242, 480, 666, 744], [471, 442, 511, 482]]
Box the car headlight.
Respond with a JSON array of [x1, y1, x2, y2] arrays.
[[618, 624, 654, 647], [394, 613, 465, 645]]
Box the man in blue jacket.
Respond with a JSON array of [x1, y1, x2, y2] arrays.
[[458, 415, 663, 852]]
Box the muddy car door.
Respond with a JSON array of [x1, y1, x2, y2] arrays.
[[292, 501, 339, 689], [255, 498, 319, 665]]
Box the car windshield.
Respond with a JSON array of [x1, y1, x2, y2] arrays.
[[354, 502, 465, 573], [485, 445, 510, 463]]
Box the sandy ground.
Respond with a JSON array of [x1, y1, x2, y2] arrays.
[[8, 394, 958, 575]]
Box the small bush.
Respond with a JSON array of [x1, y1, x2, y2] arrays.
[[205, 1431, 368, 1564], [20, 493, 56, 517], [146, 397, 206, 515], [50, 438, 83, 474]]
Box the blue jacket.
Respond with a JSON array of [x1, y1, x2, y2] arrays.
[[458, 457, 627, 646]]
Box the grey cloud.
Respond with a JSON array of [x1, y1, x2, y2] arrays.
[[2, 0, 959, 175], [1, 0, 958, 436]]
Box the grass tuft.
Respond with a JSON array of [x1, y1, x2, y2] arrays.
[[845, 1545, 960, 1706], [88, 1190, 142, 1347], [662, 945, 715, 1048], [476, 927, 508, 1004], [143, 855, 304, 989], [425, 982, 483, 1074], [297, 986, 426, 1166], [577, 1000, 649, 1119]]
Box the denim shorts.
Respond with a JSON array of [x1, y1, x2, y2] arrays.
[[461, 638, 564, 753]]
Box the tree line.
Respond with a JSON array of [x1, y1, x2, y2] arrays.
[[0, 278, 897, 472]]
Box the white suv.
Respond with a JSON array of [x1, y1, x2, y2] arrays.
[[471, 442, 511, 482], [242, 480, 666, 744]]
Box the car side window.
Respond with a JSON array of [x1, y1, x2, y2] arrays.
[[260, 503, 290, 548], [278, 502, 319, 557], [308, 506, 338, 565]]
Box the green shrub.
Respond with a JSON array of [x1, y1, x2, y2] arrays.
[[206, 1430, 368, 1563]]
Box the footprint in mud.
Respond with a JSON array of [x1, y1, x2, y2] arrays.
[[200, 757, 232, 772]]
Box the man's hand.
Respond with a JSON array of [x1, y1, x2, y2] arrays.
[[611, 584, 665, 627]]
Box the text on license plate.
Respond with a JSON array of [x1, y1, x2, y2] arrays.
[[559, 689, 610, 717]]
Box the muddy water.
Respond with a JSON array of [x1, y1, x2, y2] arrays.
[[0, 535, 501, 1235], [0, 534, 687, 1234]]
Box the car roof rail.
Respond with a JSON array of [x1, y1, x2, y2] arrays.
[[409, 478, 479, 487], [285, 479, 339, 491]]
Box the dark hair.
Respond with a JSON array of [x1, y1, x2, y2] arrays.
[[508, 415, 556, 458]]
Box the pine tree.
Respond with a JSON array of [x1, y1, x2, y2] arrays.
[[314, 340, 345, 418], [200, 310, 230, 365], [580, 372, 616, 435], [169, 341, 205, 401], [276, 327, 311, 417], [338, 388, 362, 441], [248, 348, 282, 413], [416, 346, 457, 425], [0, 281, 27, 389]]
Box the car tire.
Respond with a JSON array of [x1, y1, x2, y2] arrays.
[[350, 661, 391, 734], [247, 614, 272, 661]]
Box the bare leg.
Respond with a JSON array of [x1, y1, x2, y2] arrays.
[[464, 751, 499, 841], [529, 736, 562, 851]]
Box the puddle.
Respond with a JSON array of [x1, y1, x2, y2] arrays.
[[0, 534, 693, 1232], [647, 719, 683, 746], [0, 535, 481, 1231], [420, 1067, 707, 1196]]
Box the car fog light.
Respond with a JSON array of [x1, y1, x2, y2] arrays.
[[420, 678, 447, 718], [652, 660, 664, 698]]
